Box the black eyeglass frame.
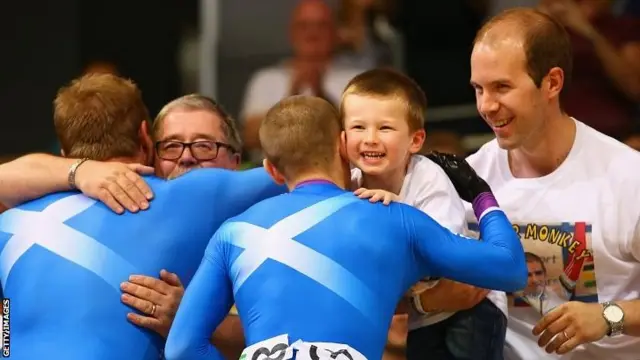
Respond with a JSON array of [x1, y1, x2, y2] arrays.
[[155, 140, 236, 161]]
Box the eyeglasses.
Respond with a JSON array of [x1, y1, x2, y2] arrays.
[[155, 140, 236, 161]]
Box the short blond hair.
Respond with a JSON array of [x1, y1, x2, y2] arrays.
[[340, 68, 427, 132], [153, 94, 242, 152], [54, 73, 149, 160], [260, 96, 341, 179]]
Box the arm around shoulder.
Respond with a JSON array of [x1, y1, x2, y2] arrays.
[[0, 153, 75, 207], [408, 205, 527, 293], [179, 167, 286, 218]]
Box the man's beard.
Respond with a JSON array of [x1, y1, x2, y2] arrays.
[[168, 164, 200, 180]]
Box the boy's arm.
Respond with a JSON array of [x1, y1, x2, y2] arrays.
[[0, 153, 153, 212]]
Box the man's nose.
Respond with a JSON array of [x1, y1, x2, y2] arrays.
[[178, 147, 198, 166], [478, 93, 500, 114]]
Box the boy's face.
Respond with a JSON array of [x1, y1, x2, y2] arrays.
[[342, 94, 424, 178]]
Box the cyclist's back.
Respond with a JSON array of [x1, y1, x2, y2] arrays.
[[168, 181, 525, 360], [0, 168, 283, 360]]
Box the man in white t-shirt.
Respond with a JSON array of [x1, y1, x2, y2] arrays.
[[239, 0, 365, 164], [431, 8, 640, 360]]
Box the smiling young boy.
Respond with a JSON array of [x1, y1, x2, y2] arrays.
[[341, 68, 507, 360]]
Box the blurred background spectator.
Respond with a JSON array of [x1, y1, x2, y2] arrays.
[[334, 0, 400, 69], [239, 0, 365, 164], [539, 0, 640, 140]]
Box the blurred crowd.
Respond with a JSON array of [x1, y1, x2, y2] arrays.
[[2, 0, 640, 163], [223, 0, 640, 162]]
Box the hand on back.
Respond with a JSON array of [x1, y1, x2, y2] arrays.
[[354, 188, 399, 205], [74, 160, 155, 214], [120, 269, 185, 338]]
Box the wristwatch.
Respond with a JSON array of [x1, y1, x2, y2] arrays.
[[602, 301, 625, 336], [68, 158, 89, 190]]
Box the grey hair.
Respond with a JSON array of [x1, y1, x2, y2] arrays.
[[153, 94, 243, 152]]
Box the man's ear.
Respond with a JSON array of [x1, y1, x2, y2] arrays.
[[339, 131, 349, 161], [262, 159, 286, 185], [230, 152, 241, 168]]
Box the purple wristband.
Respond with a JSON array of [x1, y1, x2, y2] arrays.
[[472, 192, 499, 220]]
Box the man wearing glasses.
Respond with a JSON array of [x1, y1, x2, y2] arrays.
[[152, 94, 242, 179], [150, 94, 246, 358]]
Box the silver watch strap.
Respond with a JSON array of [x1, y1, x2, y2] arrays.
[[603, 301, 624, 337], [68, 158, 89, 190]]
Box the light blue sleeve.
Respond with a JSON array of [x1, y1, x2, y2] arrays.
[[405, 207, 527, 292], [164, 231, 232, 360], [176, 167, 287, 220], [216, 168, 287, 217]]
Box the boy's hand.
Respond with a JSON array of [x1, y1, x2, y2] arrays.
[[354, 188, 400, 205]]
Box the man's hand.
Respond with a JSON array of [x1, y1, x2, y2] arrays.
[[425, 151, 491, 203], [354, 188, 400, 205], [532, 301, 608, 355], [120, 270, 185, 338], [416, 279, 489, 312], [74, 161, 154, 214]]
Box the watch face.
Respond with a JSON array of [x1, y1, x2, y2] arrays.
[[604, 305, 624, 322]]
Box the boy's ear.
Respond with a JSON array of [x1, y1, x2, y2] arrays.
[[409, 129, 426, 154]]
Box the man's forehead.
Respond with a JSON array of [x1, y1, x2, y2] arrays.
[[473, 29, 526, 59], [471, 39, 528, 79], [293, 0, 333, 22], [158, 110, 226, 140]]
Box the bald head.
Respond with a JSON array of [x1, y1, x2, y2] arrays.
[[290, 0, 336, 61], [292, 0, 333, 21], [475, 8, 550, 46], [474, 8, 573, 89]]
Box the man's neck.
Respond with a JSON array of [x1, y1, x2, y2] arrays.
[[508, 113, 576, 178], [287, 170, 347, 191]]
